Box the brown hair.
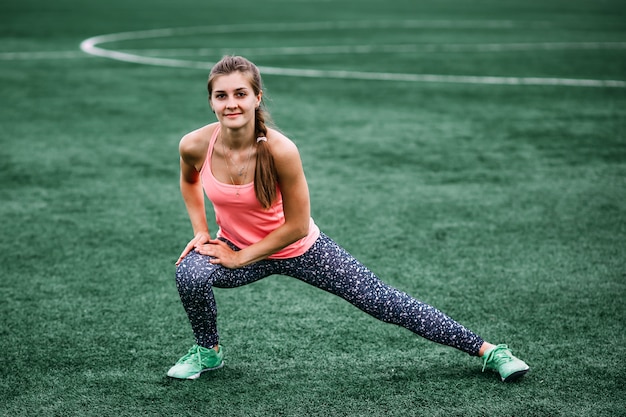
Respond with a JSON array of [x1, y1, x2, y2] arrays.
[[207, 56, 278, 209]]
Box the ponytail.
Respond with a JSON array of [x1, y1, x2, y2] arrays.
[[254, 107, 278, 209]]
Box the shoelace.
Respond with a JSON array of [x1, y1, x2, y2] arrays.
[[482, 344, 513, 372], [177, 345, 201, 365], [178, 345, 216, 368]]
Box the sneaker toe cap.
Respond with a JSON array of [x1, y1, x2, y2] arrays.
[[500, 361, 530, 381], [167, 364, 199, 379]]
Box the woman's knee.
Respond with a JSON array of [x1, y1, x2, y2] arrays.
[[175, 250, 217, 289]]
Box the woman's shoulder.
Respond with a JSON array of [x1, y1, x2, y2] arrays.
[[180, 123, 218, 147], [179, 123, 218, 161], [266, 128, 299, 159]]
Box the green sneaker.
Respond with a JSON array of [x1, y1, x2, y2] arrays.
[[482, 344, 529, 382], [167, 344, 224, 380]]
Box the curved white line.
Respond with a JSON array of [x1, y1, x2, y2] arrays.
[[0, 51, 88, 60], [116, 41, 626, 57], [5, 41, 625, 61], [79, 22, 626, 88]]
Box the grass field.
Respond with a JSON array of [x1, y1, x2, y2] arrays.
[[1, 0, 625, 416]]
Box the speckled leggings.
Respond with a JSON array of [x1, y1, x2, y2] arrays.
[[175, 233, 484, 356]]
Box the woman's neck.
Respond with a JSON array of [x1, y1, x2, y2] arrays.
[[220, 124, 255, 150]]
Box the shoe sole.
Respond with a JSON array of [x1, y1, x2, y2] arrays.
[[502, 367, 529, 382]]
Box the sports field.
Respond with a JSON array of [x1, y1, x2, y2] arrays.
[[1, 0, 625, 415]]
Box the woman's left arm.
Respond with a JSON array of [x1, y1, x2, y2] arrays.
[[196, 131, 312, 268]]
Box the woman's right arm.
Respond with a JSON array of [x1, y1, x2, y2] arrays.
[[175, 129, 212, 265]]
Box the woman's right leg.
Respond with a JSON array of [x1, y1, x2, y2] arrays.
[[175, 250, 224, 349], [175, 248, 276, 348]]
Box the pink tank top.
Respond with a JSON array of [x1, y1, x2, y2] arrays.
[[199, 126, 320, 259]]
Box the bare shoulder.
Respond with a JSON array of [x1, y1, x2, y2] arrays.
[[179, 123, 218, 167], [266, 128, 301, 162]]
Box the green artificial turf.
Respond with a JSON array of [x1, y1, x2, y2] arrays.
[[1, 0, 625, 416]]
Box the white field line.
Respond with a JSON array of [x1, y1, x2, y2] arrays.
[[256, 67, 626, 87], [118, 42, 626, 57], [5, 41, 626, 61], [79, 20, 522, 41], [0, 50, 88, 60], [26, 20, 626, 88]]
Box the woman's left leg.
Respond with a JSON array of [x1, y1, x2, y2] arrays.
[[275, 233, 485, 356]]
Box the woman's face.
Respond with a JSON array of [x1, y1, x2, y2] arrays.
[[210, 71, 262, 131]]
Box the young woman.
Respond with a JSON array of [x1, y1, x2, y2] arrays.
[[167, 55, 530, 382]]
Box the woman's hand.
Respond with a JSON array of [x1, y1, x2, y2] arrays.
[[195, 239, 242, 269], [175, 232, 211, 266]]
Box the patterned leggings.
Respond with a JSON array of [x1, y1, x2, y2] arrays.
[[175, 233, 484, 356]]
